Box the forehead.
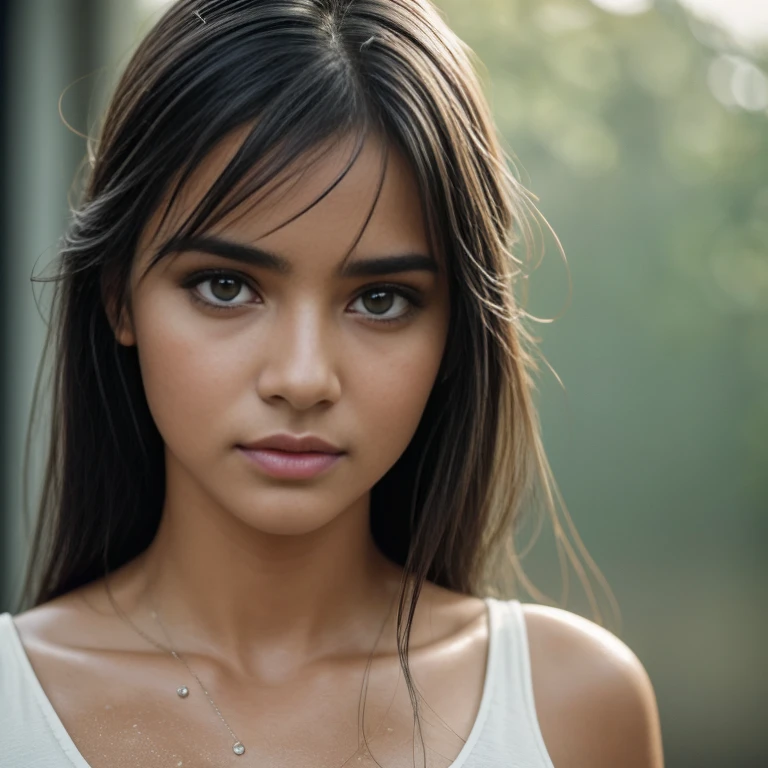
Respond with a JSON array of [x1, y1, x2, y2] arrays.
[[137, 128, 433, 268]]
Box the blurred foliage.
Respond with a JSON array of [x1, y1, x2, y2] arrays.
[[438, 0, 768, 493]]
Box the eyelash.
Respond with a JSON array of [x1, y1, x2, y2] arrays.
[[179, 269, 425, 325]]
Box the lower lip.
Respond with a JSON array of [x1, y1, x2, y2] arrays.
[[237, 448, 343, 479]]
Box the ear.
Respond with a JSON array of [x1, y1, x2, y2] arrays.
[[102, 280, 136, 347], [112, 307, 137, 347]]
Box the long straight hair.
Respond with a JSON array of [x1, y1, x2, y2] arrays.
[[22, 0, 614, 760]]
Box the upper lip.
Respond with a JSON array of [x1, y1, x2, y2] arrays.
[[239, 433, 344, 454]]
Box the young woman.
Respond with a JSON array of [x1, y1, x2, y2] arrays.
[[0, 1, 664, 766]]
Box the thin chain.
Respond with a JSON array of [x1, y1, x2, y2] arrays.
[[104, 582, 245, 754], [152, 608, 242, 744], [150, 606, 244, 748], [104, 576, 397, 765]]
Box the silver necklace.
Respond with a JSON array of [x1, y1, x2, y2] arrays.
[[105, 584, 246, 756], [150, 606, 247, 756], [105, 579, 396, 764]]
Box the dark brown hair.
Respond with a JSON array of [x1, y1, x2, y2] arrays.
[[23, 0, 613, 760]]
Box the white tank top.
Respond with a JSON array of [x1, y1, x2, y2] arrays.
[[0, 598, 555, 767]]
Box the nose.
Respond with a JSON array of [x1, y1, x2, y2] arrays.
[[256, 303, 341, 411]]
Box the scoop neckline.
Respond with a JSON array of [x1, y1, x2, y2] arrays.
[[0, 596, 498, 768]]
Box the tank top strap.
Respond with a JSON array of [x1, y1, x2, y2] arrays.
[[485, 598, 534, 719], [478, 598, 555, 767]]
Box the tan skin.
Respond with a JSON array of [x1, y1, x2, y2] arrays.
[[12, 131, 664, 767]]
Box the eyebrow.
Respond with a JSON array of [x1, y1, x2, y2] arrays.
[[160, 235, 439, 278]]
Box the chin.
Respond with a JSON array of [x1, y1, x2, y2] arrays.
[[229, 498, 345, 538]]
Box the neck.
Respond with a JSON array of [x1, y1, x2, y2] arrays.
[[127, 479, 405, 666]]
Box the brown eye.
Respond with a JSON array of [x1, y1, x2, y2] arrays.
[[190, 273, 258, 308], [349, 286, 419, 324], [209, 276, 242, 303], [361, 289, 396, 315]]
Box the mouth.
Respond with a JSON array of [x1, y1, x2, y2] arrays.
[[238, 433, 344, 454], [236, 446, 345, 480]]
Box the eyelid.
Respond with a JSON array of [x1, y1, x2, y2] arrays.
[[178, 267, 257, 290]]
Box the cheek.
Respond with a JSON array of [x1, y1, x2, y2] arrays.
[[132, 303, 244, 456], [348, 331, 445, 470]]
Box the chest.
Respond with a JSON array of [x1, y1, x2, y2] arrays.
[[22, 639, 487, 768]]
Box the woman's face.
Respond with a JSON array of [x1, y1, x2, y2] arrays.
[[118, 132, 451, 536]]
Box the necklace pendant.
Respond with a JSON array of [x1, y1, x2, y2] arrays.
[[176, 686, 189, 698], [233, 742, 246, 756]]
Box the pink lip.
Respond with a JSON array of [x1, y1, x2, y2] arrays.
[[237, 447, 343, 479], [239, 433, 343, 454]]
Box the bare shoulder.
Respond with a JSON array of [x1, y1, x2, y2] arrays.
[[521, 603, 665, 768], [12, 577, 135, 654], [13, 589, 92, 647]]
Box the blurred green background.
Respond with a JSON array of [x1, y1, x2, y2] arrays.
[[1, 0, 766, 765]]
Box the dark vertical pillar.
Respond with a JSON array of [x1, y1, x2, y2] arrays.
[[0, 0, 112, 612], [0, 0, 12, 611]]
